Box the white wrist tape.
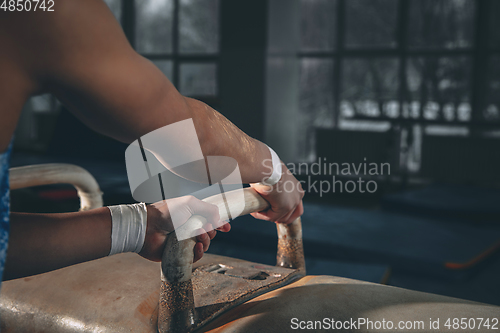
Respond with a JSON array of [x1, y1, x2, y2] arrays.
[[260, 145, 282, 186], [107, 203, 148, 256]]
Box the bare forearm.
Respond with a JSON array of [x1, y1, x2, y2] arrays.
[[109, 90, 272, 184], [52, 62, 272, 184], [4, 208, 112, 280], [184, 97, 272, 184]]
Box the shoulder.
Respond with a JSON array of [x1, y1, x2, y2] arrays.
[[0, 0, 134, 82]]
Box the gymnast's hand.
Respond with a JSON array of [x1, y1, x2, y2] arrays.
[[139, 196, 230, 263], [250, 163, 305, 225]]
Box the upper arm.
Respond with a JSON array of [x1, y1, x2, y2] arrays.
[[25, 0, 191, 143], [6, 1, 266, 182]]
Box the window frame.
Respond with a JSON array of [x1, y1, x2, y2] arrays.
[[121, 0, 221, 102], [298, 0, 500, 130]]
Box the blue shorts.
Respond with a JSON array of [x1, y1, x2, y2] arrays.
[[0, 140, 13, 282]]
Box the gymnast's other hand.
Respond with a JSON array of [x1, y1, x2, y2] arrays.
[[139, 196, 231, 262]]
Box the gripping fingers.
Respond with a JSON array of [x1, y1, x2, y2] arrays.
[[280, 202, 304, 224], [216, 222, 231, 232], [276, 208, 296, 224], [193, 228, 210, 263], [193, 242, 204, 263], [196, 228, 211, 252], [251, 208, 289, 223]]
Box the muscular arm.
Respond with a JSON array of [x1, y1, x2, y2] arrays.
[[10, 0, 303, 223], [4, 209, 112, 280], [5, 199, 222, 280], [12, 0, 270, 184], [1, 0, 302, 281]]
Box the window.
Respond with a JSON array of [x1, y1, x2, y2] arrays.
[[105, 0, 220, 99], [298, 0, 499, 162], [14, 94, 60, 151]]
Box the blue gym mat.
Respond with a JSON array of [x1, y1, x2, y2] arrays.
[[382, 184, 500, 222]]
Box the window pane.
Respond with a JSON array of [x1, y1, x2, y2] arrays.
[[489, 0, 500, 48], [300, 0, 337, 52], [408, 0, 475, 49], [484, 56, 500, 121], [345, 0, 398, 49], [30, 94, 52, 112], [405, 57, 472, 121], [152, 60, 173, 81], [179, 0, 219, 54], [341, 58, 399, 118], [103, 0, 122, 23], [135, 0, 173, 54], [299, 58, 334, 161], [180, 63, 217, 96]]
